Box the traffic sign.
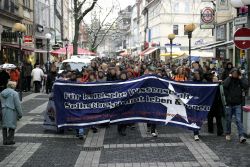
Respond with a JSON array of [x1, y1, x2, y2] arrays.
[[234, 28, 250, 50]]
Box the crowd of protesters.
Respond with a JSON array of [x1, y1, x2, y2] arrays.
[[0, 57, 248, 144]]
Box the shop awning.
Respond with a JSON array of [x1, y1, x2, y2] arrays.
[[201, 41, 233, 50], [50, 45, 96, 55], [144, 47, 158, 55], [120, 51, 130, 56], [140, 47, 157, 56], [191, 41, 225, 50], [160, 51, 186, 57], [2, 43, 34, 52], [34, 49, 48, 53]]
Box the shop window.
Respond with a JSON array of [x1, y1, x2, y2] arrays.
[[173, 25, 178, 35]]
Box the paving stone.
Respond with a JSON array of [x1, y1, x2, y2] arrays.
[[99, 147, 196, 164], [202, 135, 250, 167], [34, 95, 49, 99], [21, 99, 47, 115], [0, 146, 17, 162], [22, 143, 81, 167], [103, 125, 181, 145]]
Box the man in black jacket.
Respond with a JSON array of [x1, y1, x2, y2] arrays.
[[223, 68, 248, 143]]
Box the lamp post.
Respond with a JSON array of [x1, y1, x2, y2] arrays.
[[184, 23, 196, 67], [64, 38, 69, 59], [168, 34, 176, 68], [45, 33, 52, 62], [13, 23, 26, 101]]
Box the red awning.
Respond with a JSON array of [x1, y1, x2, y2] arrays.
[[50, 45, 96, 55], [140, 47, 156, 56], [120, 51, 130, 56]]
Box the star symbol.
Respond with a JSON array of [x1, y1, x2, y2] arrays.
[[161, 83, 192, 125]]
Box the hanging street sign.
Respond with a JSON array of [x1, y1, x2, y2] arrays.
[[234, 16, 248, 26], [234, 28, 250, 50], [200, 7, 215, 29]]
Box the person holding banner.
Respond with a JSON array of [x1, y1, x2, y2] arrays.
[[117, 71, 129, 136], [192, 70, 205, 141], [223, 68, 248, 143], [145, 66, 158, 137]]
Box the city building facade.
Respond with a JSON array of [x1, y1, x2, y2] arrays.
[[0, 0, 34, 64]]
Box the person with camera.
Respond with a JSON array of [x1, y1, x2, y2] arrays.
[[223, 68, 248, 143]]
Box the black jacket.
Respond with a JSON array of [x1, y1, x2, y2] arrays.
[[223, 77, 248, 106], [0, 70, 10, 92]]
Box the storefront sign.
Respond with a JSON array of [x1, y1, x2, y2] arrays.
[[200, 7, 215, 29], [234, 16, 248, 26], [24, 36, 33, 44]]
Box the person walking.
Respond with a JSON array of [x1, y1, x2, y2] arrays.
[[23, 61, 33, 92], [223, 68, 248, 143], [31, 65, 44, 93], [0, 81, 22, 145], [0, 67, 10, 92]]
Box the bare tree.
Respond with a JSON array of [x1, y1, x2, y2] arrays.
[[86, 6, 120, 52], [73, 0, 98, 55]]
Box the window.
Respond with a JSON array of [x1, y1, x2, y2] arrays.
[[173, 2, 179, 13], [184, 25, 188, 35], [229, 22, 233, 41], [56, 0, 62, 15], [23, 0, 30, 8], [173, 25, 178, 35], [216, 24, 226, 41], [184, 0, 190, 13]]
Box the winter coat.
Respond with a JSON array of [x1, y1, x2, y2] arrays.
[[0, 88, 22, 129], [9, 69, 20, 83], [0, 70, 10, 92], [31, 67, 44, 82], [223, 77, 248, 106]]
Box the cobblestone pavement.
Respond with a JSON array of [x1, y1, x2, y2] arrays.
[[0, 93, 250, 167]]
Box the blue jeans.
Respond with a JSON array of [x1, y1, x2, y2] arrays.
[[225, 105, 244, 137]]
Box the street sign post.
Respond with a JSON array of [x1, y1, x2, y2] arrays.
[[234, 28, 250, 50]]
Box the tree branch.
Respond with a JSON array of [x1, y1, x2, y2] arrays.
[[93, 17, 119, 50], [77, 0, 87, 12], [77, 0, 98, 23]]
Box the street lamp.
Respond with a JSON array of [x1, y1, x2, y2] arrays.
[[45, 33, 52, 63], [64, 38, 69, 59], [184, 23, 196, 67], [13, 23, 26, 101], [168, 33, 176, 68]]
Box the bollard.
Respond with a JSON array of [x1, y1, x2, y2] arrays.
[[243, 106, 250, 136]]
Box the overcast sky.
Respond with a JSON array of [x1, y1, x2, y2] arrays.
[[84, 0, 136, 23]]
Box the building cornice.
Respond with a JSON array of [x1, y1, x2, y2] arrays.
[[0, 9, 23, 22]]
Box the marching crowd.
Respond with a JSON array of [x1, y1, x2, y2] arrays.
[[0, 57, 248, 145]]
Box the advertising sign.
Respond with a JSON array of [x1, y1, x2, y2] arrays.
[[200, 7, 215, 29]]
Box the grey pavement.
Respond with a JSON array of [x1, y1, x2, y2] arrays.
[[0, 93, 250, 167]]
